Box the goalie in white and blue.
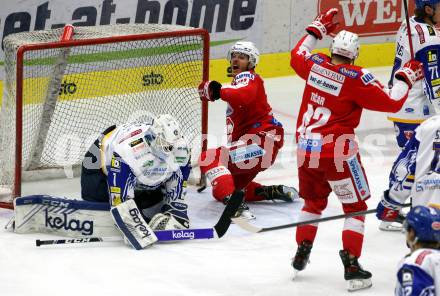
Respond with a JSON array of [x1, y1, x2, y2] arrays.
[[395, 205, 440, 296], [81, 114, 191, 249]]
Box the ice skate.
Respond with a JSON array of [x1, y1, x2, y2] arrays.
[[291, 240, 313, 279], [224, 197, 256, 220], [339, 250, 372, 291], [379, 213, 405, 232], [255, 185, 298, 202]]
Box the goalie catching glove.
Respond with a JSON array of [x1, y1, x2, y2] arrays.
[[198, 80, 222, 102], [306, 8, 339, 40], [394, 60, 424, 89]]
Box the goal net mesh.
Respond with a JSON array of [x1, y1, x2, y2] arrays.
[[0, 24, 208, 203]]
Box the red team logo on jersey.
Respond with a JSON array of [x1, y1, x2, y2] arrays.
[[318, 0, 415, 36]]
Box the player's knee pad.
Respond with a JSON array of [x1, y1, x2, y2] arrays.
[[342, 200, 367, 217], [303, 198, 328, 215]]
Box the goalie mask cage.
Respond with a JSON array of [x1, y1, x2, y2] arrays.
[[0, 24, 209, 209]]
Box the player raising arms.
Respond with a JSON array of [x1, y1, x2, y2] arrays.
[[289, 8, 424, 291], [81, 114, 191, 249], [198, 41, 297, 220]]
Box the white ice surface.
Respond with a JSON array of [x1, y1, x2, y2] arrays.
[[0, 67, 409, 296]]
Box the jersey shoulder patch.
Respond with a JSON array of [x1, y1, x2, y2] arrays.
[[309, 54, 325, 64], [360, 69, 376, 85]]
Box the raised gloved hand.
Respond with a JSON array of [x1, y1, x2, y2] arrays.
[[306, 8, 339, 40], [198, 80, 222, 102], [376, 190, 403, 221], [395, 60, 424, 89]]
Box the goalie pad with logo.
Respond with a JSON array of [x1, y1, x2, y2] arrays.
[[12, 195, 120, 237], [111, 199, 158, 250]]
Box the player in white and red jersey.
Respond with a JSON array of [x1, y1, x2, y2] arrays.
[[198, 41, 297, 219], [289, 8, 424, 291]]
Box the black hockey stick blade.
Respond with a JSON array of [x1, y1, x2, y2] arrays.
[[197, 173, 207, 193], [232, 203, 412, 233], [213, 190, 244, 237]]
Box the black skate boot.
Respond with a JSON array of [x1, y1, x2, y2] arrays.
[[255, 185, 298, 202], [339, 250, 372, 291], [291, 240, 313, 278], [223, 197, 256, 220]]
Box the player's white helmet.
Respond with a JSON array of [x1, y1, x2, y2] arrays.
[[151, 114, 181, 154], [330, 30, 360, 60], [227, 41, 260, 69]]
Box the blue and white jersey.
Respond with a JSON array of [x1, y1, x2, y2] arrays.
[[388, 17, 439, 123], [389, 115, 440, 207], [395, 248, 440, 296], [100, 122, 191, 206]]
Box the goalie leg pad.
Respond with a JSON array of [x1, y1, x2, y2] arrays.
[[12, 195, 120, 237], [111, 199, 158, 250]]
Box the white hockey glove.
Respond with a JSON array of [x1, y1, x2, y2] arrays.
[[395, 60, 424, 89], [306, 8, 339, 40], [149, 213, 189, 231], [111, 199, 158, 250]]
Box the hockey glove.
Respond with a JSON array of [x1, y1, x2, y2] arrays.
[[395, 60, 424, 89], [376, 190, 403, 222], [306, 8, 339, 40], [198, 80, 222, 102]]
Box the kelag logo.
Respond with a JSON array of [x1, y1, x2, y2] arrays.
[[45, 208, 94, 235], [318, 0, 415, 36]]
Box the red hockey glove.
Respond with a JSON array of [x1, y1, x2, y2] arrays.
[[306, 8, 339, 40], [376, 190, 403, 222], [198, 80, 222, 102], [395, 60, 424, 89]]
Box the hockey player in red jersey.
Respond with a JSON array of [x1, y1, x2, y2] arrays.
[[198, 41, 297, 219], [290, 8, 424, 291]]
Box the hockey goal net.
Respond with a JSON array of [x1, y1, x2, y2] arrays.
[[0, 24, 209, 209]]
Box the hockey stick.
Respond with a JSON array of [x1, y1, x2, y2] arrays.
[[36, 228, 216, 247], [403, 0, 415, 58], [232, 203, 412, 233], [197, 173, 207, 193], [36, 190, 244, 247]]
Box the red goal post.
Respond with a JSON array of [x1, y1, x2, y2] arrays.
[[0, 24, 209, 209]]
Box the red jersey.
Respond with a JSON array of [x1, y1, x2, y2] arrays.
[[220, 70, 280, 142], [291, 35, 408, 158]]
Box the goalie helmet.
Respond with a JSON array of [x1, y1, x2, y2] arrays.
[[227, 41, 260, 69], [151, 114, 181, 154], [330, 30, 360, 60], [415, 0, 440, 9], [404, 206, 440, 242]]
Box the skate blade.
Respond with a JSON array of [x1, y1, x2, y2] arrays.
[[347, 278, 372, 291], [379, 221, 403, 232], [292, 269, 300, 280]]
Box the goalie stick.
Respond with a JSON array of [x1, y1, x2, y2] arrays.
[[231, 203, 411, 233], [36, 228, 215, 246], [36, 190, 244, 247]]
